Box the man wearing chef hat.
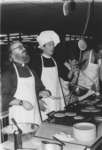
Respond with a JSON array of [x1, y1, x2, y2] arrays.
[[32, 30, 65, 120], [2, 40, 51, 125]]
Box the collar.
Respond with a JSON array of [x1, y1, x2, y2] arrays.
[[42, 53, 51, 58], [13, 62, 25, 67]]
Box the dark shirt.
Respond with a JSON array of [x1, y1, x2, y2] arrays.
[[42, 56, 55, 67], [14, 62, 32, 77], [2, 62, 46, 112]]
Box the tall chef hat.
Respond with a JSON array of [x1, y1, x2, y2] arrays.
[[37, 30, 60, 48]]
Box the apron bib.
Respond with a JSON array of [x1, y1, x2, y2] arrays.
[[78, 50, 99, 90], [40, 56, 65, 120], [9, 64, 41, 125]]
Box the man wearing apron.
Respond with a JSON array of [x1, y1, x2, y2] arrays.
[[78, 49, 100, 100], [2, 41, 51, 125], [36, 30, 65, 120], [97, 44, 102, 94]]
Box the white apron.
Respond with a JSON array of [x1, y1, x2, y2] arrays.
[[41, 56, 65, 120], [78, 50, 99, 91], [9, 64, 41, 125]]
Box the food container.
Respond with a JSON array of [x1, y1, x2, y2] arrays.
[[53, 112, 66, 124], [73, 122, 96, 145], [2, 123, 39, 135], [42, 141, 63, 150], [94, 116, 102, 138]]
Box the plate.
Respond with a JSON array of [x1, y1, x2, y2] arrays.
[[65, 112, 77, 117], [2, 123, 39, 134]]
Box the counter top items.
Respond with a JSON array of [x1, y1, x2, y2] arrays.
[[81, 108, 101, 113], [73, 116, 84, 120], [53, 132, 74, 143], [73, 122, 96, 145], [54, 113, 66, 118], [1, 122, 102, 150], [2, 123, 39, 135], [96, 103, 102, 108], [64, 112, 76, 117]]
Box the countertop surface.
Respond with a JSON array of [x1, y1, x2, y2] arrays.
[[1, 122, 102, 150]]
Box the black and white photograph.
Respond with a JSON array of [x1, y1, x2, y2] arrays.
[[0, 0, 102, 149]]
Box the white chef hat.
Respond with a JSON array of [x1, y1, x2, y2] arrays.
[[37, 30, 60, 48], [78, 39, 87, 51]]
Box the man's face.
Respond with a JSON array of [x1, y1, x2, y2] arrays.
[[10, 41, 30, 64], [42, 41, 55, 56]]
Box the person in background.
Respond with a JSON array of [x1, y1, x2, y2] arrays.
[[31, 30, 65, 120], [77, 39, 100, 101], [54, 37, 80, 104], [96, 44, 102, 94], [2, 41, 51, 125]]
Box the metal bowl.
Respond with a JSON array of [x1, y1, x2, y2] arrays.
[[69, 84, 89, 96], [2, 123, 39, 135]]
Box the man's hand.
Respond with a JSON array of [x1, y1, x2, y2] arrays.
[[9, 99, 21, 106], [9, 98, 33, 111], [39, 99, 47, 112], [23, 101, 33, 110], [39, 90, 51, 98]]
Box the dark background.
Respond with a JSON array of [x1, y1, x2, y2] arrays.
[[1, 1, 102, 72], [1, 2, 102, 42]]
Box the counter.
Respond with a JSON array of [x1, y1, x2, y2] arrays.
[[1, 123, 102, 150]]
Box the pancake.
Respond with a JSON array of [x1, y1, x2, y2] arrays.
[[94, 116, 102, 121], [90, 109, 101, 113], [54, 113, 65, 118], [81, 109, 91, 113], [74, 115, 84, 120], [96, 103, 102, 107], [65, 112, 77, 117], [85, 106, 96, 110]]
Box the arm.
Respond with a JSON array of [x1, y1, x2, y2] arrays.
[[2, 70, 16, 112]]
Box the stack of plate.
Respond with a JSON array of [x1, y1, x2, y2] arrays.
[[73, 122, 96, 145]]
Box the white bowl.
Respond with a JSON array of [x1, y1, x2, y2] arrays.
[[73, 122, 96, 145]]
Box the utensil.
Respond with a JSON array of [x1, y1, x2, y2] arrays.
[[11, 118, 22, 133], [53, 136, 65, 146], [69, 83, 89, 96]]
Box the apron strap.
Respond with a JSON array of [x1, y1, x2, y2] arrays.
[[89, 50, 92, 64]]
